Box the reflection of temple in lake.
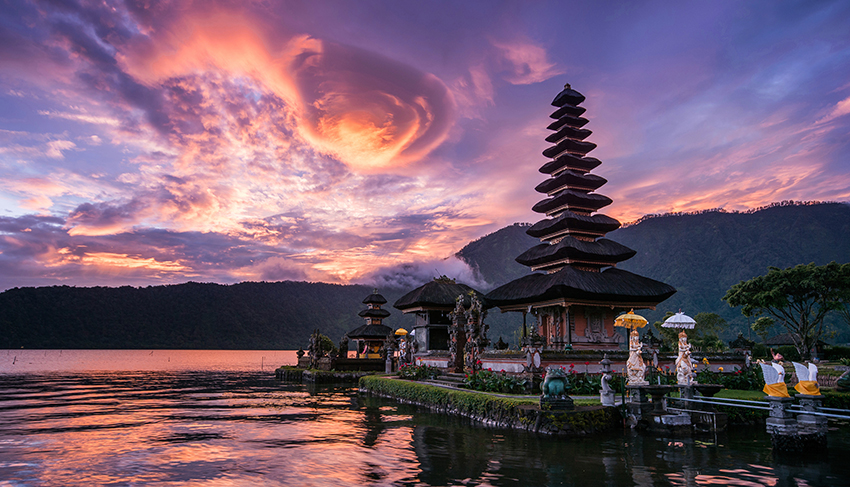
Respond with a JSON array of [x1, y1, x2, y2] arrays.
[[485, 84, 675, 350]]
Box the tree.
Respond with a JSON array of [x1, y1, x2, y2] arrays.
[[723, 262, 850, 360]]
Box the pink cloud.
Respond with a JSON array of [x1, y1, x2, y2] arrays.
[[491, 38, 564, 85]]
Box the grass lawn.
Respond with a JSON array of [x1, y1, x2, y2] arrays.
[[715, 389, 767, 400]]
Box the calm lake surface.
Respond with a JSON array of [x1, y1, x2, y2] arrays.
[[1, 350, 849, 486]]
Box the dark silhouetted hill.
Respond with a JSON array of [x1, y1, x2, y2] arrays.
[[0, 281, 410, 350]]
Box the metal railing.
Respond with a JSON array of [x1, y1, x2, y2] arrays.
[[669, 396, 771, 411], [669, 395, 850, 420]]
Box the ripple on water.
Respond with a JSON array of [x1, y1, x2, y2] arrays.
[[0, 361, 849, 485]]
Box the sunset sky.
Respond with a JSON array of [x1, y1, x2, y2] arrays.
[[1, 0, 849, 291]]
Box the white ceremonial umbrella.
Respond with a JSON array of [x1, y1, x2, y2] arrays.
[[661, 312, 696, 329]]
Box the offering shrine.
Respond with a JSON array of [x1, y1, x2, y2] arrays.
[[485, 84, 676, 350], [347, 290, 393, 358]]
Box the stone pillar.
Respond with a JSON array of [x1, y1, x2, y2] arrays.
[[766, 396, 796, 435], [766, 396, 798, 452], [796, 394, 827, 442], [627, 386, 653, 422]]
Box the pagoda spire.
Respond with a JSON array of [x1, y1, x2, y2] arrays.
[[517, 84, 635, 273]]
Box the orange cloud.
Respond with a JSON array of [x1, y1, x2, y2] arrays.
[[119, 10, 453, 173]]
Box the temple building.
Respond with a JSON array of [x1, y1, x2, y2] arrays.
[[394, 277, 483, 352], [485, 84, 676, 350], [347, 290, 393, 358]]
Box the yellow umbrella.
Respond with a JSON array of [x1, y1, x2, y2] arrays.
[[614, 309, 648, 329], [395, 328, 409, 336]]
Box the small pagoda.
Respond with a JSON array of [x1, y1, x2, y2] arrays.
[[347, 289, 393, 358], [485, 84, 676, 350]]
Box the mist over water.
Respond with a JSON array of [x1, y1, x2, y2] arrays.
[[1, 350, 849, 486]]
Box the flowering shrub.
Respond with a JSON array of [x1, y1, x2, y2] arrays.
[[397, 363, 441, 381], [551, 364, 628, 395], [463, 369, 528, 394], [695, 366, 764, 390]]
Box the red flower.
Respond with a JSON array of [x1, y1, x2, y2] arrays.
[[585, 361, 590, 365], [570, 363, 575, 368]]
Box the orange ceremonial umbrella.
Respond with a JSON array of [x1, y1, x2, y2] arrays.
[[614, 309, 648, 329]]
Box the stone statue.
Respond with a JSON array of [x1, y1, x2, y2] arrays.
[[338, 336, 349, 359], [308, 328, 322, 369], [675, 330, 694, 385], [626, 329, 648, 386], [599, 355, 615, 407], [760, 361, 790, 397], [540, 365, 575, 411], [541, 366, 569, 398], [837, 370, 850, 392], [792, 361, 820, 396], [448, 295, 466, 373]]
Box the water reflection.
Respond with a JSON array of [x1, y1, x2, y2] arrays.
[[0, 360, 848, 486]]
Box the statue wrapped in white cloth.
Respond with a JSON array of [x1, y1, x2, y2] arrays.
[[675, 330, 694, 385], [626, 329, 648, 385]]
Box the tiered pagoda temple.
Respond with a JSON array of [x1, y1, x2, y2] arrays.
[[485, 84, 676, 350], [347, 290, 393, 358]]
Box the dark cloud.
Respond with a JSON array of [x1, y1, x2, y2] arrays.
[[67, 199, 147, 229]]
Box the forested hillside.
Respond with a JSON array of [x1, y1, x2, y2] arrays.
[[0, 282, 412, 350], [457, 202, 850, 341]]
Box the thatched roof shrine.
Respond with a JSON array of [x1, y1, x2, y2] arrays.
[[358, 308, 391, 319], [347, 323, 393, 340], [362, 293, 387, 305], [393, 278, 483, 312]]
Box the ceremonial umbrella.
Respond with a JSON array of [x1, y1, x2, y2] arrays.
[[395, 328, 409, 336], [614, 309, 648, 329], [661, 312, 696, 329]]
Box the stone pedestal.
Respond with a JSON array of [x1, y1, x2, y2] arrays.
[[795, 394, 827, 451], [540, 396, 575, 411], [796, 394, 827, 430], [627, 386, 653, 421], [766, 396, 796, 435]]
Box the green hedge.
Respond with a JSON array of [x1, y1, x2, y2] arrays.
[[824, 346, 850, 360], [360, 375, 538, 420], [360, 376, 618, 434]]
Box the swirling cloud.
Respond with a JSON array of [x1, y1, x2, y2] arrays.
[[120, 10, 454, 172]]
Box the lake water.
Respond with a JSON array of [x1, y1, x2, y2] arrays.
[[1, 350, 849, 486]]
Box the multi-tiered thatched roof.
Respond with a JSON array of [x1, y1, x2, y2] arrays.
[[486, 84, 675, 309]]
